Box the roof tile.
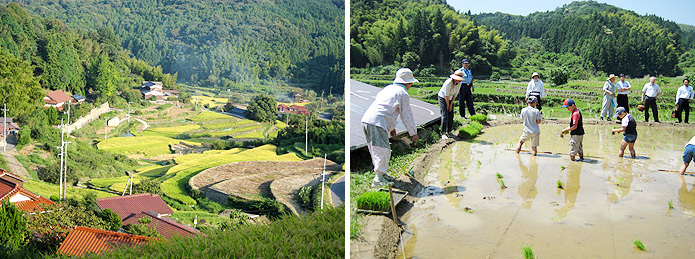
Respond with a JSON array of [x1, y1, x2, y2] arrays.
[[58, 226, 156, 256], [97, 193, 174, 221]]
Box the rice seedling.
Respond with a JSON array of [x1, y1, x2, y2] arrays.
[[557, 180, 563, 189], [668, 200, 674, 209], [560, 165, 566, 171], [463, 207, 474, 214], [496, 172, 503, 179], [477, 160, 482, 165], [633, 239, 647, 251], [355, 191, 391, 212], [521, 245, 535, 259], [499, 179, 507, 189]]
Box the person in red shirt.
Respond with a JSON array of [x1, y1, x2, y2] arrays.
[[560, 98, 584, 161]]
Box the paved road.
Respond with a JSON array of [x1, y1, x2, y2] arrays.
[[330, 175, 345, 207], [350, 79, 440, 150], [1, 136, 30, 179]]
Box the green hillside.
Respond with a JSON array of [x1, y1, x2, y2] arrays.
[[6, 0, 345, 94]]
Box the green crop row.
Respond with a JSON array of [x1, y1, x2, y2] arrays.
[[458, 121, 484, 139], [190, 111, 235, 122], [140, 125, 202, 138], [355, 191, 391, 212]]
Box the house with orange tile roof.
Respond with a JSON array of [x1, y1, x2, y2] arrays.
[[43, 90, 73, 111], [96, 193, 174, 221], [0, 169, 54, 214], [58, 226, 157, 256], [122, 211, 200, 239], [278, 104, 310, 115]]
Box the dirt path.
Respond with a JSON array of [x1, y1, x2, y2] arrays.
[[2, 136, 30, 179], [133, 118, 149, 132]]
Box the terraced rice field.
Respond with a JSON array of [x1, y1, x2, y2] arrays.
[[97, 136, 184, 157], [139, 125, 201, 138]]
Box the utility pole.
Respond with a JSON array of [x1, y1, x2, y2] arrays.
[[305, 117, 308, 156], [66, 103, 71, 136], [2, 103, 7, 152], [320, 154, 326, 210], [58, 121, 64, 201], [58, 119, 71, 201], [329, 85, 333, 96], [105, 118, 108, 140]]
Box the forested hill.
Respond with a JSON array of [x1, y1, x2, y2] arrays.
[[350, 0, 512, 75], [0, 3, 175, 119], [475, 1, 687, 77], [7, 0, 345, 94]]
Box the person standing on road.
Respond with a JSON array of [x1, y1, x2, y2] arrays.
[[641, 76, 662, 122], [515, 96, 543, 156], [457, 58, 476, 118], [679, 135, 695, 175], [616, 74, 632, 113], [526, 72, 546, 111], [675, 79, 694, 123], [361, 68, 420, 187], [611, 107, 637, 158], [560, 98, 584, 162], [438, 70, 464, 139], [601, 74, 618, 121]]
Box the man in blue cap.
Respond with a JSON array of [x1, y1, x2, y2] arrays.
[[560, 98, 584, 161], [457, 58, 475, 118]]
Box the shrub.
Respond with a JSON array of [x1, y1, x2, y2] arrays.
[[100, 208, 122, 231], [549, 66, 570, 85], [295, 186, 313, 209], [470, 114, 488, 123], [355, 191, 391, 212], [490, 71, 501, 81]]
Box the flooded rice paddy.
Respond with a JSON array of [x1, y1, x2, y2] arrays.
[[398, 123, 695, 258]]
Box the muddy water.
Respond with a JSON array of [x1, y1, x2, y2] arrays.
[[397, 124, 695, 258]]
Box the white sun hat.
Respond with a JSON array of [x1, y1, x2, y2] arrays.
[[393, 68, 419, 84]]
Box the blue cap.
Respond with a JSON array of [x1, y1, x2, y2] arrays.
[[614, 107, 626, 118], [461, 58, 469, 64], [561, 98, 576, 108]]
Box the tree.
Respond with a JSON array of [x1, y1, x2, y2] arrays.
[[89, 55, 118, 98], [100, 208, 122, 231], [549, 66, 570, 85], [0, 49, 43, 120], [123, 217, 160, 238], [133, 179, 162, 195], [0, 200, 28, 251], [245, 95, 277, 123]]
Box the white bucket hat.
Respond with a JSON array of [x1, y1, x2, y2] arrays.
[[393, 68, 419, 84], [450, 70, 465, 81]]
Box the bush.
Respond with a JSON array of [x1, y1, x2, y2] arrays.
[[295, 186, 313, 209], [355, 191, 391, 212], [100, 208, 122, 231], [175, 133, 191, 140], [549, 66, 570, 85], [490, 71, 501, 81], [469, 114, 488, 123]]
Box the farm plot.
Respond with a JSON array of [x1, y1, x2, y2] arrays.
[[89, 164, 174, 193], [97, 136, 182, 157], [160, 144, 302, 205], [140, 124, 201, 138]]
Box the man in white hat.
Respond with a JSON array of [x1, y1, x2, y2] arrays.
[[361, 68, 420, 187], [438, 70, 464, 139], [457, 58, 476, 118], [526, 72, 546, 111], [601, 74, 618, 121]]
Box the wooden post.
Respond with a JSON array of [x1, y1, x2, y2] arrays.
[[388, 184, 398, 225]]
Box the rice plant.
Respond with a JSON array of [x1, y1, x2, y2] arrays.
[[668, 200, 674, 209], [499, 179, 507, 189], [521, 245, 535, 259], [496, 172, 503, 179], [355, 191, 391, 212], [557, 180, 563, 189], [633, 239, 647, 251], [560, 165, 566, 171]]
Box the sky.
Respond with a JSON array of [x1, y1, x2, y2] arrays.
[[448, 0, 695, 26]]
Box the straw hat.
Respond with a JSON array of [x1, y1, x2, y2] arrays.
[[393, 68, 419, 84], [531, 72, 540, 79], [450, 70, 465, 81], [607, 74, 617, 81]]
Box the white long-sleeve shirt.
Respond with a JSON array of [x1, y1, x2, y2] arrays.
[[438, 78, 461, 99], [526, 79, 546, 99], [676, 84, 694, 103], [361, 83, 418, 136]]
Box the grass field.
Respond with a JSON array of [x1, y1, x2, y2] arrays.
[[140, 125, 201, 138], [160, 144, 302, 205], [24, 179, 117, 200], [97, 136, 181, 157]]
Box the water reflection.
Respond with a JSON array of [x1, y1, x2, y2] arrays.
[[678, 175, 695, 213], [517, 154, 538, 209], [555, 161, 582, 218], [608, 161, 634, 202]]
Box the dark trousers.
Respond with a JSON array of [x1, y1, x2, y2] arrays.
[[644, 96, 659, 122], [677, 98, 690, 123], [439, 97, 454, 133], [617, 94, 629, 113], [529, 94, 542, 111], [459, 85, 475, 117]]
